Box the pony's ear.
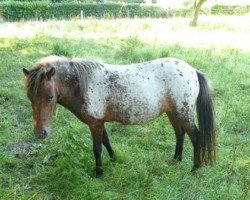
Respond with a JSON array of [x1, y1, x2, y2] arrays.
[[23, 68, 29, 76], [46, 67, 55, 80]]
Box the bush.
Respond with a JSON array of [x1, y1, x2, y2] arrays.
[[5, 0, 250, 21], [0, 1, 249, 21], [0, 1, 172, 21], [211, 5, 250, 15], [0, 1, 50, 21]]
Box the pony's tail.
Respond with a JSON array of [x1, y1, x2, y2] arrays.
[[196, 71, 216, 165]]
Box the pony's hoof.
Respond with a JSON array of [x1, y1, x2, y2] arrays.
[[94, 167, 104, 178], [110, 154, 116, 162], [191, 165, 200, 173], [168, 159, 177, 165], [168, 158, 182, 165]]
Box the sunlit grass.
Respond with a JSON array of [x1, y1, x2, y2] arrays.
[[0, 15, 250, 51]]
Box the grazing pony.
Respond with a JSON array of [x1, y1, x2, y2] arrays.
[[23, 56, 216, 177]]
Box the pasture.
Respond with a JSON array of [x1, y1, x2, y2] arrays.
[[0, 16, 249, 199]]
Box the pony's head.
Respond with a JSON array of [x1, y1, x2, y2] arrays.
[[23, 63, 57, 138]]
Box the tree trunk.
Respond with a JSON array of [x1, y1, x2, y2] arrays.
[[190, 0, 207, 27]]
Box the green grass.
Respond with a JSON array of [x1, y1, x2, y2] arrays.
[[0, 16, 249, 199]]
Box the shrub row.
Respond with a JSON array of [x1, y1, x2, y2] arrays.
[[0, 2, 249, 21], [211, 5, 250, 15], [0, 2, 193, 21]]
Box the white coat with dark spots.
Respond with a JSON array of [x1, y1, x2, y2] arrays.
[[85, 58, 199, 124]]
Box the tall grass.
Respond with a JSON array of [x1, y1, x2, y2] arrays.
[[52, 42, 73, 57]]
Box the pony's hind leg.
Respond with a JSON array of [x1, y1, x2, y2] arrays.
[[103, 126, 115, 160], [167, 113, 185, 162], [181, 119, 202, 172]]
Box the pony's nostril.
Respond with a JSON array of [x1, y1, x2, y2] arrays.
[[42, 130, 47, 137], [34, 128, 50, 138]]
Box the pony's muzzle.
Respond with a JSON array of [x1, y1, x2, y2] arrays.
[[34, 128, 50, 139]]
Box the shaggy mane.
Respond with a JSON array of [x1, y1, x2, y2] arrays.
[[25, 55, 103, 94]]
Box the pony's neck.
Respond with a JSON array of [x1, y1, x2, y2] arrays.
[[55, 66, 84, 121]]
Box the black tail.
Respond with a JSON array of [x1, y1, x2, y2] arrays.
[[196, 71, 216, 165]]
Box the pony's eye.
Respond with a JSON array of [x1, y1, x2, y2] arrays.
[[47, 96, 53, 101]]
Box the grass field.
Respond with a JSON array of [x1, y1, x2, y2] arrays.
[[0, 16, 249, 199]]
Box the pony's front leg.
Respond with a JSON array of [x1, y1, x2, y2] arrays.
[[89, 121, 104, 177]]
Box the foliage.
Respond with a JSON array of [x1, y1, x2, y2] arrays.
[[0, 17, 249, 199], [211, 4, 250, 15], [0, 1, 197, 22], [1, 1, 249, 22], [0, 1, 172, 21]]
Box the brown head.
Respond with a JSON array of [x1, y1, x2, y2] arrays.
[[23, 64, 58, 138]]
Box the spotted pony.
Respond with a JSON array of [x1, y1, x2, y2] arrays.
[[23, 56, 216, 177]]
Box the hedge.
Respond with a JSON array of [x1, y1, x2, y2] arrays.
[[1, 2, 248, 21], [0, 2, 193, 21], [211, 4, 250, 15]]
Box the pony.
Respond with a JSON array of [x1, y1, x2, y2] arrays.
[[23, 56, 216, 177]]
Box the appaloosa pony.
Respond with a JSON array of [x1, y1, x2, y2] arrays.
[[23, 56, 216, 177]]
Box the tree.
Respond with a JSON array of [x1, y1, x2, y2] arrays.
[[190, 0, 207, 27]]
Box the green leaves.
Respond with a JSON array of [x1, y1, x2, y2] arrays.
[[0, 2, 189, 21]]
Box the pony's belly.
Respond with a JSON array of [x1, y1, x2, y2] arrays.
[[132, 112, 161, 124], [109, 102, 161, 125]]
